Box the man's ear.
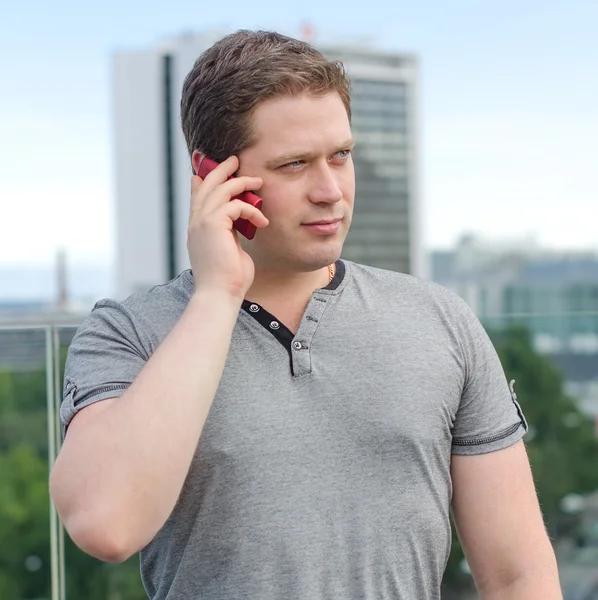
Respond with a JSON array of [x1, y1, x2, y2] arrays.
[[191, 150, 205, 175]]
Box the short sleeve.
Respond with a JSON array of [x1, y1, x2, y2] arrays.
[[61, 299, 152, 437], [450, 297, 528, 455]]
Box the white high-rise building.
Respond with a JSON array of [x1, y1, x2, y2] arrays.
[[112, 31, 422, 299]]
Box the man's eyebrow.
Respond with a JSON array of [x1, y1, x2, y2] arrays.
[[339, 138, 356, 151], [265, 138, 356, 168]]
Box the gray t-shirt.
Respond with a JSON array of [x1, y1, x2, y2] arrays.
[[61, 260, 527, 600]]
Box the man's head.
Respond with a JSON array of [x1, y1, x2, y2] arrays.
[[181, 30, 355, 273]]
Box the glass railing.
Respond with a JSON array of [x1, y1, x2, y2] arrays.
[[1, 313, 597, 599], [0, 319, 145, 600], [0, 322, 73, 600]]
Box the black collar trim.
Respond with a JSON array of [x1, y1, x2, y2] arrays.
[[241, 260, 345, 353], [325, 259, 345, 291], [241, 300, 295, 353]]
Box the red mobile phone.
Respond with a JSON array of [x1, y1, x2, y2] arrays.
[[197, 157, 263, 240]]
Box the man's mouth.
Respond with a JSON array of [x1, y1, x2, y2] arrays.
[[302, 218, 343, 234]]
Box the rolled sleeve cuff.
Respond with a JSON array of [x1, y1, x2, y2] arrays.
[[60, 384, 130, 438], [451, 421, 527, 456]]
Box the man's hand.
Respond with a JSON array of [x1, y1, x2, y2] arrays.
[[188, 155, 269, 300]]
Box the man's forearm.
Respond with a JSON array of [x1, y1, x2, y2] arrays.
[[51, 289, 241, 561]]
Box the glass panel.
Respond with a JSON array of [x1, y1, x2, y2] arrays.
[[0, 327, 52, 599], [53, 327, 146, 599]]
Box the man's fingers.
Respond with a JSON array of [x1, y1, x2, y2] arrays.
[[202, 176, 263, 212], [199, 155, 239, 192], [190, 156, 238, 211], [221, 199, 269, 230], [190, 196, 268, 233], [190, 176, 263, 215]]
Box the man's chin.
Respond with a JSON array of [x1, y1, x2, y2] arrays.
[[296, 247, 344, 272]]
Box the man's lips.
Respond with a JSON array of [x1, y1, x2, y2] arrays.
[[301, 218, 343, 235], [302, 218, 343, 226]]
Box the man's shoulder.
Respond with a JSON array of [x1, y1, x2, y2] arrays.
[[85, 271, 193, 338], [344, 260, 465, 307], [343, 260, 483, 350], [114, 270, 194, 314]]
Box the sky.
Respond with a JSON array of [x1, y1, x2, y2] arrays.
[[1, 0, 597, 269]]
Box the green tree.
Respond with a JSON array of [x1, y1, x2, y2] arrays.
[[0, 444, 51, 599], [0, 364, 146, 599], [494, 326, 598, 530]]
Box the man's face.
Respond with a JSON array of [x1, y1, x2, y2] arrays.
[[237, 92, 355, 273]]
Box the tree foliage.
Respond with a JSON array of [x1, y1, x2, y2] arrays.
[[0, 366, 145, 599]]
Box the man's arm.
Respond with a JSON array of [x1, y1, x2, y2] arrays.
[[50, 158, 268, 563], [50, 289, 242, 563], [451, 440, 562, 599]]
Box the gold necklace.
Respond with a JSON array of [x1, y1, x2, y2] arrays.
[[328, 263, 335, 283]]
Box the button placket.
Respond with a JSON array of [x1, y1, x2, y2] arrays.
[[291, 293, 329, 376]]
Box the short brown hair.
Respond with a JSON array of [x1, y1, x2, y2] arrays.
[[180, 30, 351, 163]]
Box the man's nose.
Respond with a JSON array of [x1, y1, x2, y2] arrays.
[[307, 162, 343, 205]]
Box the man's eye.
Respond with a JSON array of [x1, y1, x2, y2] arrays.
[[280, 160, 304, 170], [334, 149, 352, 159]]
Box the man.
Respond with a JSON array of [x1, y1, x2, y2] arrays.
[[50, 30, 562, 599]]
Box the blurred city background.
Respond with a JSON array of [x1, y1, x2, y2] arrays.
[[1, 0, 597, 598]]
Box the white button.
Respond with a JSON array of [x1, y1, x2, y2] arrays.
[[269, 321, 280, 330], [249, 304, 259, 313], [293, 341, 303, 350]]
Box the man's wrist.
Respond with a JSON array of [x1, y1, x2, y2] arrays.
[[188, 287, 244, 316]]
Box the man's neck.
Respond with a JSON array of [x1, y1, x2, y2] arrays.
[[247, 265, 331, 304]]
